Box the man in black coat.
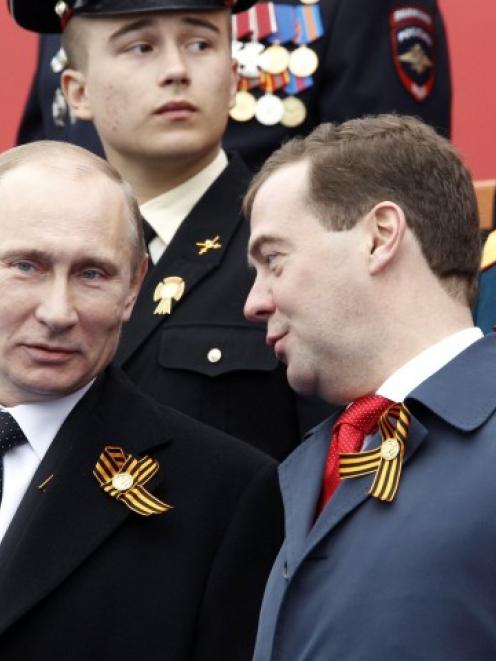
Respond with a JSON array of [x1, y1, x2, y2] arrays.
[[0, 139, 283, 661], [9, 0, 330, 461], [16, 0, 451, 171]]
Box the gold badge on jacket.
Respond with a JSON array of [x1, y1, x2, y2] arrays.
[[196, 235, 222, 255], [153, 276, 185, 315], [93, 446, 172, 516]]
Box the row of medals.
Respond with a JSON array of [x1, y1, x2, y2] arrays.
[[230, 40, 318, 127]]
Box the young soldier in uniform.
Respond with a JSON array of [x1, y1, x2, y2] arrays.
[[17, 1, 452, 171], [9, 0, 329, 460]]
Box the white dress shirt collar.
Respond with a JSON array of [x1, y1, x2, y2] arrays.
[[376, 327, 483, 402], [3, 380, 94, 460]]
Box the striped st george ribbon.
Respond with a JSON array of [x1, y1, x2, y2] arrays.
[[339, 403, 411, 502], [94, 446, 172, 516]]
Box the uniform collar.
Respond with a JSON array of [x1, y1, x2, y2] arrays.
[[140, 150, 228, 247]]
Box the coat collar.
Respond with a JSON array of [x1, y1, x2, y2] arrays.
[[115, 154, 252, 365], [0, 367, 173, 636], [405, 333, 496, 431]]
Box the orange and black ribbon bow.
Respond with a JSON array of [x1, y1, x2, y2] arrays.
[[339, 403, 411, 502], [93, 446, 172, 516]]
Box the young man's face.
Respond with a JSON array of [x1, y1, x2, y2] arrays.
[[64, 11, 237, 167]]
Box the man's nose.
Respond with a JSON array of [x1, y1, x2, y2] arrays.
[[157, 45, 190, 87], [244, 278, 275, 322], [34, 277, 78, 332]]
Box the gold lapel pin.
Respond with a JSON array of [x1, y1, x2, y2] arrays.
[[38, 474, 54, 492], [196, 235, 222, 255], [153, 276, 185, 315]]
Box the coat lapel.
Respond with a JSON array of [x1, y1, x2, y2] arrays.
[[304, 415, 428, 559], [115, 156, 252, 366], [281, 411, 430, 576], [0, 369, 173, 636]]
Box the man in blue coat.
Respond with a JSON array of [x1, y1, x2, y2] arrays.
[[243, 114, 492, 660]]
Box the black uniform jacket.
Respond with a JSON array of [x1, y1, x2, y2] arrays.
[[0, 366, 284, 661], [17, 0, 451, 171], [114, 155, 328, 460]]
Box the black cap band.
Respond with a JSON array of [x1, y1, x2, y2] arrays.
[[8, 0, 257, 33]]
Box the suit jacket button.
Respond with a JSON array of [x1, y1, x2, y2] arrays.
[[207, 348, 222, 363]]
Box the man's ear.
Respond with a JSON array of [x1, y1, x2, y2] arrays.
[[61, 68, 94, 121], [122, 257, 148, 322], [367, 201, 407, 275]]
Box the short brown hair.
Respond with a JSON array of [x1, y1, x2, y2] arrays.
[[0, 140, 146, 275], [244, 114, 481, 306]]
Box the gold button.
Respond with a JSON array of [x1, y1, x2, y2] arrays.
[[112, 473, 134, 492], [207, 348, 222, 363], [381, 438, 400, 461]]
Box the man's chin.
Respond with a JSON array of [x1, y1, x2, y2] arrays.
[[286, 367, 317, 398]]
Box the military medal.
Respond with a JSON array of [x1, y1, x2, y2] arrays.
[[281, 96, 307, 127], [230, 90, 257, 121], [153, 276, 185, 315], [289, 45, 318, 77], [258, 44, 290, 75], [234, 40, 264, 79], [256, 75, 284, 126], [290, 5, 322, 77], [255, 94, 284, 126]]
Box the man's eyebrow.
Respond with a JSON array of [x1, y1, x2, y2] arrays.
[[72, 258, 120, 276], [180, 16, 222, 35], [108, 18, 155, 43], [0, 248, 51, 262], [108, 15, 221, 43], [247, 234, 282, 268]]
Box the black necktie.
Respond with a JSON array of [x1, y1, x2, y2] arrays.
[[142, 218, 157, 245], [0, 412, 27, 504]]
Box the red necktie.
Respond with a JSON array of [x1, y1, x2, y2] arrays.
[[318, 395, 392, 513]]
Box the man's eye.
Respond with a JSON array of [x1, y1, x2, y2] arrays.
[[13, 261, 35, 273], [125, 43, 153, 55], [81, 269, 103, 281], [187, 39, 210, 53], [265, 254, 279, 267]]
